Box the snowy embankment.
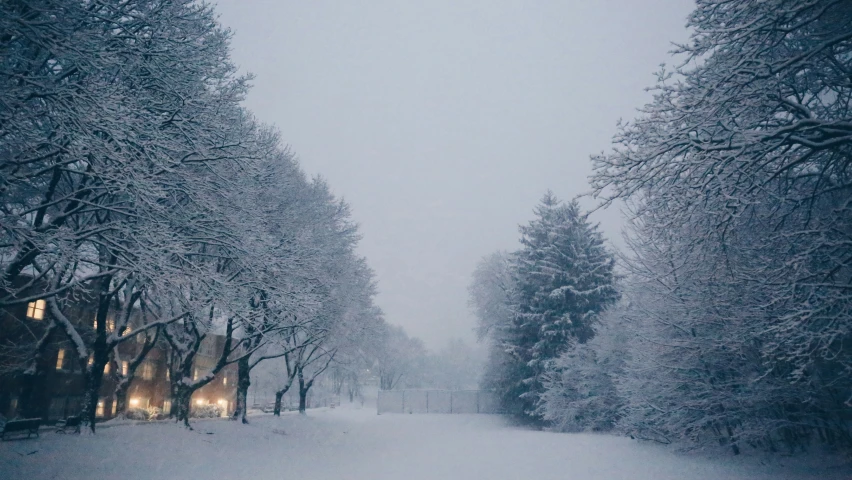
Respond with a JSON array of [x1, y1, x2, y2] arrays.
[[0, 405, 847, 480]]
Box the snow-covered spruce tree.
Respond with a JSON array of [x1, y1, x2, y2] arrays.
[[500, 193, 619, 420], [591, 0, 852, 453]]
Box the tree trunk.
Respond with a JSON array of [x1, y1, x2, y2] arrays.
[[18, 320, 56, 418], [81, 366, 101, 432], [81, 345, 110, 432], [298, 369, 307, 414], [298, 387, 307, 414], [174, 386, 193, 429], [17, 372, 40, 418], [231, 357, 250, 424], [80, 273, 115, 432], [273, 391, 284, 416], [114, 383, 129, 417], [18, 367, 48, 419]]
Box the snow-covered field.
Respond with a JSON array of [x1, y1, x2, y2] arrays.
[[1, 404, 848, 479]]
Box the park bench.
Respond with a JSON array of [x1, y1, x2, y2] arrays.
[[0, 418, 42, 440], [55, 415, 81, 434]]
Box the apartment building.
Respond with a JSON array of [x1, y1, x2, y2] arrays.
[[0, 286, 237, 422]]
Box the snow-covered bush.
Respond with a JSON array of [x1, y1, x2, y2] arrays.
[[124, 408, 150, 421], [191, 404, 222, 418], [538, 306, 628, 432], [146, 406, 163, 420]]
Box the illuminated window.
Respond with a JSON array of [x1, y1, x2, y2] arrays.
[[163, 400, 171, 414], [129, 398, 140, 407], [112, 398, 117, 416], [96, 400, 105, 417], [88, 355, 94, 366], [121, 361, 128, 376], [26, 299, 46, 320], [222, 375, 228, 386], [92, 318, 114, 332], [104, 362, 111, 374], [165, 369, 170, 380], [195, 398, 206, 406], [55, 349, 65, 370], [193, 368, 198, 381], [141, 362, 154, 380]]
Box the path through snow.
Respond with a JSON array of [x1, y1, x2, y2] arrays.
[[0, 405, 848, 479]]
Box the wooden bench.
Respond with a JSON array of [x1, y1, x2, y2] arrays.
[[0, 418, 42, 440], [55, 416, 81, 434]]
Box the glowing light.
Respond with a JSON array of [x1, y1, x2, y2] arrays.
[[196, 398, 205, 406], [129, 398, 140, 407]]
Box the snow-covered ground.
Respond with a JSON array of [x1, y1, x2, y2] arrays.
[[1, 404, 848, 479]]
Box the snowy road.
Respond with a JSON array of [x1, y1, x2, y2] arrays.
[[1, 405, 847, 479]]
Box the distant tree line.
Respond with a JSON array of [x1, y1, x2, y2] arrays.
[[470, 0, 852, 455]]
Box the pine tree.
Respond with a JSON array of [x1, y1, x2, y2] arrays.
[[500, 192, 619, 419]]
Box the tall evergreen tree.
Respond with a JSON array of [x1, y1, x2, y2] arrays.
[[499, 192, 619, 419]]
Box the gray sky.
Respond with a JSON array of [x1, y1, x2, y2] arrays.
[[213, 0, 693, 349]]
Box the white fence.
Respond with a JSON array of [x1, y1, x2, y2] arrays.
[[377, 390, 500, 414]]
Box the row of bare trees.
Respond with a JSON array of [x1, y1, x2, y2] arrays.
[[1, 0, 384, 431]]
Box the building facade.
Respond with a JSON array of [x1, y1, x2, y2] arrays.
[[0, 292, 237, 422]]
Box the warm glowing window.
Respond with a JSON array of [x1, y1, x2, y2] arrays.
[[96, 400, 105, 418], [55, 349, 65, 370], [107, 319, 115, 332], [222, 375, 228, 386], [112, 398, 117, 416], [193, 368, 198, 381], [141, 362, 154, 380], [26, 299, 46, 320], [104, 362, 111, 374], [163, 400, 171, 414], [121, 361, 128, 376]]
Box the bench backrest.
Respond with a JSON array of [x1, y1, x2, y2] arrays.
[[3, 418, 41, 432]]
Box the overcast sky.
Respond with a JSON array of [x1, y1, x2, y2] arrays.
[[213, 0, 694, 349]]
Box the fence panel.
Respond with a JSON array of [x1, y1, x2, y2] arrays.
[[428, 390, 452, 413], [476, 391, 500, 414], [450, 390, 478, 413], [404, 390, 428, 413], [377, 390, 499, 414], [377, 390, 404, 413]]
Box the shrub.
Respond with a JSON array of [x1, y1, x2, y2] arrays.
[[146, 406, 162, 420], [191, 404, 222, 418], [124, 407, 150, 421]]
